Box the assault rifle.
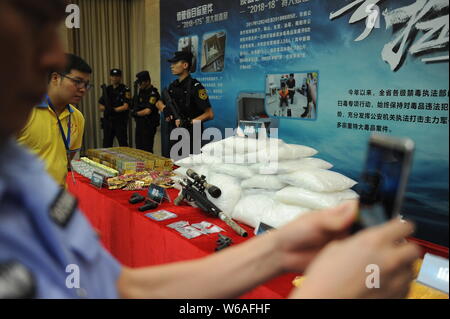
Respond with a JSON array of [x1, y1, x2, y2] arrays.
[[131, 81, 140, 117], [162, 89, 192, 129], [175, 169, 248, 238], [101, 84, 114, 118]]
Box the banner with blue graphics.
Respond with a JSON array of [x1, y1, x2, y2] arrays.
[[161, 0, 449, 246]]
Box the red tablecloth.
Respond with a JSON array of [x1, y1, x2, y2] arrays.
[[67, 172, 298, 299]]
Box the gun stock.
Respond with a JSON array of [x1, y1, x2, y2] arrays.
[[101, 84, 114, 118], [175, 177, 248, 237], [174, 190, 185, 206]]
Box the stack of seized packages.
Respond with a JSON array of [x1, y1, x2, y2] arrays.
[[173, 136, 359, 230]]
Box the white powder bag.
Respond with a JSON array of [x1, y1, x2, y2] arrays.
[[258, 144, 318, 161], [241, 175, 287, 190], [276, 187, 345, 210], [242, 189, 277, 198], [206, 173, 242, 217], [278, 168, 357, 192], [232, 195, 275, 228], [211, 164, 255, 179], [260, 203, 311, 228], [251, 158, 333, 175]]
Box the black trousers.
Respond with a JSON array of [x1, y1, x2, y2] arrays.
[[280, 97, 289, 107], [102, 118, 128, 148], [289, 91, 295, 104], [136, 122, 158, 153], [168, 122, 204, 160]]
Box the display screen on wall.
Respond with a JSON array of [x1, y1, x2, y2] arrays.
[[160, 0, 449, 246]]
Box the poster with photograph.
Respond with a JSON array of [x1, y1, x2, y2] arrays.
[[201, 31, 227, 73], [265, 72, 318, 119]]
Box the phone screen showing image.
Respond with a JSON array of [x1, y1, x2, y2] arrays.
[[356, 142, 409, 229]]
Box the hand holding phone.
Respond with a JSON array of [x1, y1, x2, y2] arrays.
[[353, 134, 415, 232]]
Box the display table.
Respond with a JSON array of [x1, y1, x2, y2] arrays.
[[67, 172, 298, 299]]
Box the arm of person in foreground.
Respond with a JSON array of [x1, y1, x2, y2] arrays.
[[117, 202, 361, 299]]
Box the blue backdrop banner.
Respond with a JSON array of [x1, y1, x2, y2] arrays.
[[160, 0, 449, 246]]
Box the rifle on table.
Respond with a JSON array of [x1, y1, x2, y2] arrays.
[[162, 88, 192, 129], [101, 84, 114, 119], [174, 169, 248, 238]]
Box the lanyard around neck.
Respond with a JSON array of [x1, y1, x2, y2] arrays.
[[47, 97, 71, 151]]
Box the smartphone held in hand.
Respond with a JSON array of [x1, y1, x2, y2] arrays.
[[353, 134, 415, 232]]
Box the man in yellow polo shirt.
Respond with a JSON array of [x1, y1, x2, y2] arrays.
[[18, 54, 92, 186]]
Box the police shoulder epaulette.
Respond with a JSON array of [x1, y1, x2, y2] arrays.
[[0, 261, 36, 299], [192, 78, 202, 87], [50, 189, 78, 228]]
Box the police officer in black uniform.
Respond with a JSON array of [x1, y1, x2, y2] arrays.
[[99, 69, 131, 147], [156, 51, 214, 158], [132, 71, 160, 153]]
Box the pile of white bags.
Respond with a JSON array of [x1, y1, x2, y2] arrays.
[[173, 136, 359, 230]]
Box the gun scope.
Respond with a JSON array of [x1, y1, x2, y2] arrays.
[[186, 169, 222, 199]]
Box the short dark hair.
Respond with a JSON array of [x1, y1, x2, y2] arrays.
[[62, 54, 92, 75], [49, 54, 92, 81]]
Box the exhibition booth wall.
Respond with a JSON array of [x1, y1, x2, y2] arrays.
[[159, 0, 449, 247], [62, 0, 448, 247]]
